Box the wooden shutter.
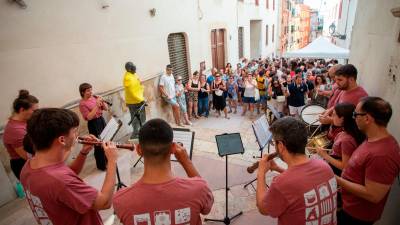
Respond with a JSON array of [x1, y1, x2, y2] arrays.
[[238, 27, 244, 59], [168, 33, 190, 83]]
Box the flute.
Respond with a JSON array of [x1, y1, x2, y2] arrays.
[[247, 152, 279, 174], [77, 137, 135, 151]]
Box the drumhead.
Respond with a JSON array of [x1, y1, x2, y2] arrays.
[[300, 104, 326, 126]]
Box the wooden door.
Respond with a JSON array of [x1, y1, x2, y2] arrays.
[[211, 29, 225, 70]]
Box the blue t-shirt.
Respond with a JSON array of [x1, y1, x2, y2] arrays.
[[287, 83, 308, 107], [207, 75, 215, 85]]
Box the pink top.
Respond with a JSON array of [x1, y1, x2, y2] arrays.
[[3, 119, 26, 159], [79, 96, 103, 121], [20, 161, 102, 225], [113, 177, 214, 225], [342, 136, 400, 222], [336, 86, 368, 106], [262, 159, 337, 225], [331, 132, 358, 158]]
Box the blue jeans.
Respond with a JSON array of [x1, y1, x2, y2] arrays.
[[198, 97, 209, 116]]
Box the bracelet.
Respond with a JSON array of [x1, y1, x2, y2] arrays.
[[80, 151, 89, 156]]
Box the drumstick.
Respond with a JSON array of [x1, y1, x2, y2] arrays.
[[306, 147, 332, 151], [303, 112, 323, 115]]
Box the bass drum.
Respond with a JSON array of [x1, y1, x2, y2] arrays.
[[300, 104, 326, 128]]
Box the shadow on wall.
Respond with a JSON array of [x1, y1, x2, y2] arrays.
[[0, 74, 174, 205]]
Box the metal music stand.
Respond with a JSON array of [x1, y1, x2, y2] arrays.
[[204, 133, 244, 225], [266, 103, 282, 125], [244, 116, 273, 190], [100, 117, 126, 190], [128, 102, 146, 167]]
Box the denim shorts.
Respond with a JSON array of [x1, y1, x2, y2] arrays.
[[243, 97, 256, 103], [163, 96, 178, 106]]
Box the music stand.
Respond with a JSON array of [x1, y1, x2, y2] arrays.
[[129, 102, 146, 167], [204, 133, 244, 225], [266, 103, 282, 125], [100, 117, 126, 190], [171, 128, 195, 161], [244, 115, 273, 190]]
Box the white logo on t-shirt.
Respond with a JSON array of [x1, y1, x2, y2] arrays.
[[133, 213, 151, 225], [305, 205, 319, 220], [175, 207, 191, 224], [304, 189, 318, 206], [154, 211, 171, 225], [304, 180, 337, 225], [25, 190, 53, 225], [318, 183, 330, 200], [328, 178, 337, 193]]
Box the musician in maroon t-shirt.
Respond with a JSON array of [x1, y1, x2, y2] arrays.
[[20, 108, 118, 225], [337, 97, 400, 225], [113, 119, 213, 225], [319, 64, 368, 141], [257, 117, 337, 225]]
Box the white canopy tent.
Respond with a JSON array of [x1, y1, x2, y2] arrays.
[[283, 36, 350, 59]]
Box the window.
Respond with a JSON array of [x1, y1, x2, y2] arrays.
[[238, 27, 244, 59], [167, 33, 190, 83], [272, 24, 275, 43], [266, 25, 269, 45]]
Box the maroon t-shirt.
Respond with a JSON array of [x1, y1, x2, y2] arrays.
[[2, 119, 26, 159], [262, 159, 337, 225], [342, 135, 400, 222], [113, 177, 214, 225], [331, 132, 358, 158], [327, 87, 341, 109], [20, 161, 102, 225], [336, 86, 368, 106]]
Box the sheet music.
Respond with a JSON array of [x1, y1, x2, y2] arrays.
[[252, 115, 272, 148], [100, 117, 122, 141], [171, 129, 194, 160]]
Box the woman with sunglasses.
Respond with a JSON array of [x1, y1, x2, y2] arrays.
[[211, 72, 229, 119], [186, 71, 200, 120]]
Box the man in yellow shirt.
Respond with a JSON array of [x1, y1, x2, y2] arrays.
[[123, 62, 146, 139]]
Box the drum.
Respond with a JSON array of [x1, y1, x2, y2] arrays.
[[307, 132, 331, 149], [300, 104, 326, 128]]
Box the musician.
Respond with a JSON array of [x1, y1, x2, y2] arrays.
[[79, 83, 108, 171], [315, 103, 365, 175], [285, 75, 309, 117], [337, 97, 400, 225], [256, 117, 337, 225], [113, 119, 213, 225], [20, 108, 117, 225], [319, 64, 368, 125], [3, 90, 38, 179], [123, 62, 146, 139]]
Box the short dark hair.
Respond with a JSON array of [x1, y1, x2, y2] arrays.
[[139, 119, 173, 159], [125, 62, 136, 73], [359, 97, 392, 127], [269, 117, 308, 154], [79, 83, 92, 98], [13, 90, 39, 113], [166, 64, 173, 69], [27, 108, 80, 151], [335, 64, 358, 80]]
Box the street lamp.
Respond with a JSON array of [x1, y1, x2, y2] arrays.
[[329, 23, 347, 40]]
